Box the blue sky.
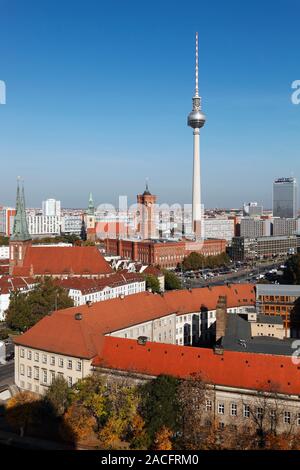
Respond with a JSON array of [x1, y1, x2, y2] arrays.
[[0, 0, 299, 209]]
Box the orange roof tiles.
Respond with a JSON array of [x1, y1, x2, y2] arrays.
[[12, 245, 113, 276], [54, 272, 145, 295], [0, 276, 37, 294], [94, 337, 300, 395], [14, 284, 255, 358]]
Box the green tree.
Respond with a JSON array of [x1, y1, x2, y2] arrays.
[[72, 375, 109, 430], [144, 274, 161, 293], [0, 235, 9, 245], [5, 277, 73, 331], [282, 254, 300, 284], [45, 375, 72, 417], [140, 375, 180, 442], [162, 270, 181, 290]]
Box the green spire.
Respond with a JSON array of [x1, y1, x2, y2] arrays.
[[11, 178, 31, 241], [87, 192, 95, 215]]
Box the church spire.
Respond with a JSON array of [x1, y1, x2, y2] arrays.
[[87, 192, 95, 215], [11, 177, 31, 241]]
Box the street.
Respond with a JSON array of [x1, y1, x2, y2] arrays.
[[180, 260, 283, 289], [0, 361, 14, 387]]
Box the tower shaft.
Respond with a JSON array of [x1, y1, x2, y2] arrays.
[[192, 128, 201, 237]]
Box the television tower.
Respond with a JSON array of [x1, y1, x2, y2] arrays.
[[187, 32, 206, 239]]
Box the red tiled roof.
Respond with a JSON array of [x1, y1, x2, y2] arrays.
[[12, 245, 113, 276], [143, 266, 163, 276], [0, 276, 37, 294], [93, 337, 300, 395], [14, 284, 255, 358], [55, 272, 145, 295]]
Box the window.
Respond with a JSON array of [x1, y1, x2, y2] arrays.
[[230, 403, 237, 417], [20, 348, 25, 358], [50, 371, 55, 383], [58, 358, 64, 368], [42, 354, 47, 364], [20, 364, 25, 376], [76, 361, 81, 372], [218, 403, 225, 415], [27, 350, 32, 360], [50, 356, 55, 366], [27, 366, 32, 378], [297, 413, 300, 426], [42, 369, 47, 384], [67, 360, 72, 370], [284, 411, 291, 424], [34, 367, 39, 380], [34, 352, 39, 362], [243, 404, 250, 418], [256, 407, 263, 419], [67, 376, 72, 387], [205, 400, 212, 412]]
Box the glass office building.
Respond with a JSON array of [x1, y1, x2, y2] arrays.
[[273, 177, 298, 218]]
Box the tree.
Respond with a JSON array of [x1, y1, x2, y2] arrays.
[[153, 426, 173, 450], [5, 277, 74, 331], [140, 375, 180, 442], [162, 270, 181, 290], [0, 235, 9, 245], [45, 375, 72, 417], [72, 375, 108, 430], [282, 254, 300, 284], [182, 251, 230, 271], [177, 373, 207, 449], [5, 391, 39, 437], [60, 403, 96, 443], [128, 413, 150, 450], [144, 274, 161, 293]]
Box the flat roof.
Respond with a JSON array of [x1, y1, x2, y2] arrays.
[[256, 284, 300, 297]]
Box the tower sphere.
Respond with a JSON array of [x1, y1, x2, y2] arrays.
[[187, 109, 206, 129]]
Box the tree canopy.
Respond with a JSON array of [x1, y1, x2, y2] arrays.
[[144, 274, 161, 293], [162, 269, 181, 290], [282, 253, 300, 284], [180, 251, 230, 271], [5, 277, 73, 331]]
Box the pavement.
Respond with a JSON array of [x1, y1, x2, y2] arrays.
[[0, 362, 14, 388]]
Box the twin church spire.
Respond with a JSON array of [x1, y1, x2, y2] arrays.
[[11, 177, 31, 242]]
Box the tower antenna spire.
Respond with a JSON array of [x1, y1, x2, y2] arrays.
[[195, 32, 199, 97]]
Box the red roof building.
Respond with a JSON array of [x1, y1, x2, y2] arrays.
[[10, 244, 113, 278]]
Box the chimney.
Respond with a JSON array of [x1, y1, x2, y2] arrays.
[[215, 295, 227, 343]]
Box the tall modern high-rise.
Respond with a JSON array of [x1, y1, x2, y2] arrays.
[[42, 198, 61, 217], [273, 177, 298, 218], [187, 32, 206, 239]]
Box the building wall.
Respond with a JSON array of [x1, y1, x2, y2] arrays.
[[272, 218, 300, 236], [27, 215, 61, 236], [273, 177, 298, 219], [203, 219, 235, 242], [251, 322, 285, 339], [69, 280, 146, 306], [0, 246, 9, 259], [15, 344, 92, 394]]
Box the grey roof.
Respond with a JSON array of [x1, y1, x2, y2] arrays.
[[221, 314, 294, 356], [256, 314, 283, 325], [256, 284, 300, 297]]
